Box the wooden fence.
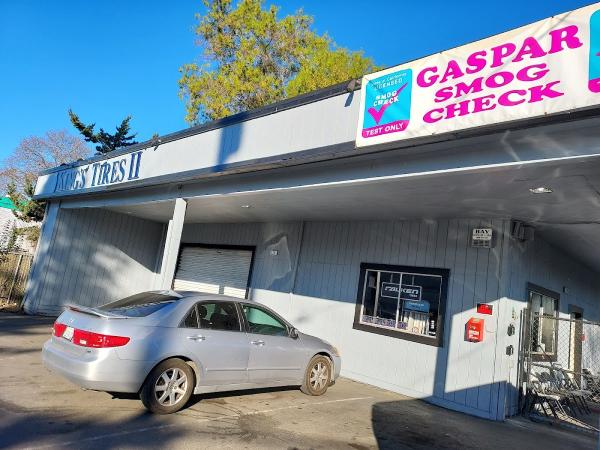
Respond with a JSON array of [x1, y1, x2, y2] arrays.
[[0, 252, 33, 308]]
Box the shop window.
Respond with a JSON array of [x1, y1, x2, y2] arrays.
[[528, 284, 559, 361], [353, 263, 449, 347]]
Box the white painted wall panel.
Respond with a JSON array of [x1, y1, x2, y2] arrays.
[[183, 219, 511, 420], [23, 208, 164, 315], [303, 219, 506, 419], [182, 222, 303, 295], [186, 219, 597, 420], [498, 233, 600, 417], [26, 214, 599, 420], [509, 237, 600, 321]]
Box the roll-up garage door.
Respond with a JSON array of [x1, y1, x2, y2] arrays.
[[173, 246, 253, 298]]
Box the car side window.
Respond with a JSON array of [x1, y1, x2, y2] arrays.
[[242, 305, 288, 336], [182, 305, 199, 328], [197, 302, 242, 332]]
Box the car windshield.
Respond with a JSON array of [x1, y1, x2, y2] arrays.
[[99, 292, 179, 317]]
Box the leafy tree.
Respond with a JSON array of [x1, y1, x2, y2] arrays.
[[1, 130, 90, 195], [5, 176, 42, 248], [4, 178, 44, 248], [69, 109, 138, 154], [6, 178, 45, 223], [178, 0, 379, 124], [287, 39, 379, 97], [1, 130, 90, 225]]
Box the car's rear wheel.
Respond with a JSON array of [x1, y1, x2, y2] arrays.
[[301, 355, 332, 396], [140, 358, 194, 414]]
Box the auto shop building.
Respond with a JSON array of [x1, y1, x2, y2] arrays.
[[24, 3, 600, 421]]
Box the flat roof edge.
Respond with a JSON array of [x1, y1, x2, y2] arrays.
[[33, 140, 357, 201], [34, 105, 600, 202], [39, 79, 359, 176]]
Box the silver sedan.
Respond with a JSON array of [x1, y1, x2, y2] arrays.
[[42, 291, 341, 414]]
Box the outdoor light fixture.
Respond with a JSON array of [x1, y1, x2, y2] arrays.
[[241, 204, 252, 208], [529, 186, 553, 194]]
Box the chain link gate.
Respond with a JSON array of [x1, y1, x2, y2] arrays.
[[519, 310, 600, 432], [0, 252, 33, 310]]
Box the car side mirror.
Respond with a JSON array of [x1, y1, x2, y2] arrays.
[[290, 327, 299, 339]]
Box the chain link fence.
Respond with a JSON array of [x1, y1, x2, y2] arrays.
[[0, 252, 33, 310], [521, 313, 600, 432]]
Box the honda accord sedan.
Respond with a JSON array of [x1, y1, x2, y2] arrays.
[[42, 291, 341, 414]]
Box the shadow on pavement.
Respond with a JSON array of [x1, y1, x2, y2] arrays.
[[371, 400, 598, 450], [0, 312, 54, 337], [0, 408, 188, 449]]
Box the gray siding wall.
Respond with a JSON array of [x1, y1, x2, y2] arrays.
[[508, 236, 600, 319], [183, 218, 512, 420], [181, 222, 303, 296], [26, 213, 599, 420], [292, 219, 511, 420], [24, 208, 164, 315], [501, 235, 600, 415]]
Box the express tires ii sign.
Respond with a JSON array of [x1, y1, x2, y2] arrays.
[[356, 3, 600, 147]]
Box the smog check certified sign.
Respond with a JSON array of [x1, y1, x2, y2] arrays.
[[361, 70, 412, 139], [356, 3, 600, 147]]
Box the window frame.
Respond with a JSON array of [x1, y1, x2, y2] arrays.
[[239, 303, 293, 338], [180, 304, 200, 328], [527, 283, 560, 362], [353, 263, 449, 348], [179, 301, 244, 332]]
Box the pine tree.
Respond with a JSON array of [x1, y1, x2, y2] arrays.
[[69, 109, 138, 154]]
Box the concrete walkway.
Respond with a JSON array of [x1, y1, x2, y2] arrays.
[[0, 312, 596, 449]]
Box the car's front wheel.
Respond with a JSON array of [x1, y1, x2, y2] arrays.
[[140, 358, 194, 414], [301, 355, 332, 396]]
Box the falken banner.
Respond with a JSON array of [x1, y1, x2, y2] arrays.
[[356, 3, 600, 147]]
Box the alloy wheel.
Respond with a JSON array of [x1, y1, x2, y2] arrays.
[[154, 368, 188, 407], [309, 361, 329, 390]]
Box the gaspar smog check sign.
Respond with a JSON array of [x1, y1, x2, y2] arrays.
[[356, 3, 600, 147]]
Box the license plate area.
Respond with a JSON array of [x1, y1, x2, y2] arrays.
[[63, 326, 74, 341]]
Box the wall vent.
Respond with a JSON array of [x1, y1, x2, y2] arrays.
[[511, 221, 535, 241]]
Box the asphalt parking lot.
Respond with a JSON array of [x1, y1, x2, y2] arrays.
[[0, 312, 596, 450]]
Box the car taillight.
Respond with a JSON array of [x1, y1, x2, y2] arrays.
[[72, 329, 130, 348], [53, 322, 67, 337]]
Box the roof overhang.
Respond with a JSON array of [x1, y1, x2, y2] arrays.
[[94, 152, 600, 272]]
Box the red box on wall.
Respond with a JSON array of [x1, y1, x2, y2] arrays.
[[466, 318, 484, 342], [477, 303, 493, 315]]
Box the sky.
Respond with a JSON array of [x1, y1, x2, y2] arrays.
[[0, 0, 593, 161]]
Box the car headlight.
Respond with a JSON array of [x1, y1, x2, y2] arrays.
[[331, 346, 340, 357]]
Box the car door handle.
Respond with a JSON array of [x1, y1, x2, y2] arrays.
[[187, 335, 206, 341], [251, 340, 265, 346]]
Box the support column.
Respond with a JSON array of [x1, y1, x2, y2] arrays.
[[158, 198, 187, 290]]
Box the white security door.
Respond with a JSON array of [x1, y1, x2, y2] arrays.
[[173, 246, 253, 298]]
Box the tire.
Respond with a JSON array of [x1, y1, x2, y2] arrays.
[[140, 358, 195, 414], [301, 355, 332, 396]]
